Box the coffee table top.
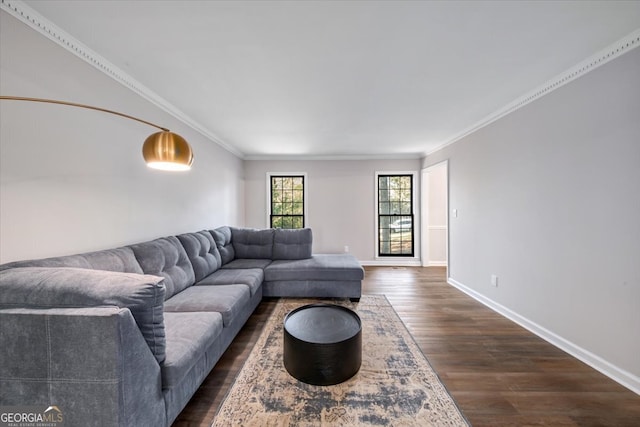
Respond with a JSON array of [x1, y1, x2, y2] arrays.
[[284, 304, 361, 344]]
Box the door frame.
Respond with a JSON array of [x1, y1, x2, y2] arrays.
[[420, 160, 449, 268]]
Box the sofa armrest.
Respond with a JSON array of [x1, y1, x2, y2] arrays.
[[0, 267, 167, 363], [0, 307, 165, 427]]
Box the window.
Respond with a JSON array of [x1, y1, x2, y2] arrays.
[[377, 174, 414, 256], [269, 174, 305, 229]]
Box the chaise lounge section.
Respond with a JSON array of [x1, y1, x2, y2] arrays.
[[0, 226, 364, 426]]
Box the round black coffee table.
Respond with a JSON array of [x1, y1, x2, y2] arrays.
[[283, 303, 362, 386]]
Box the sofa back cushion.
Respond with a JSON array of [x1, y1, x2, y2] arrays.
[[0, 247, 144, 274], [272, 228, 313, 260], [0, 267, 167, 363], [211, 226, 235, 265], [231, 228, 275, 259], [128, 236, 195, 300], [176, 231, 222, 282]]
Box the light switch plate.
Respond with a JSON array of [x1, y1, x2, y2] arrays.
[[491, 275, 498, 287]]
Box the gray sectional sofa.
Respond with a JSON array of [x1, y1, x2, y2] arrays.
[[0, 226, 364, 426]]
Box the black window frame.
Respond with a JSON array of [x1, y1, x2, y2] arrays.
[[377, 174, 414, 257], [269, 174, 305, 229]]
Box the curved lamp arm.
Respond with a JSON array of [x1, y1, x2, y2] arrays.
[[0, 95, 193, 171]]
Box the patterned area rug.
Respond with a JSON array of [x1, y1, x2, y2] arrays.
[[212, 295, 469, 426]]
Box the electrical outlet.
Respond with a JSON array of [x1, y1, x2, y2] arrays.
[[344, 245, 349, 253], [491, 275, 498, 287]]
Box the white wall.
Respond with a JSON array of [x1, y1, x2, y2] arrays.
[[423, 47, 640, 391], [244, 159, 421, 263], [0, 12, 244, 263]]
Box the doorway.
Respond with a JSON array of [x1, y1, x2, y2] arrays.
[[421, 161, 448, 268]]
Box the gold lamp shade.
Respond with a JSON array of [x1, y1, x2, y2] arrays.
[[142, 131, 194, 171]]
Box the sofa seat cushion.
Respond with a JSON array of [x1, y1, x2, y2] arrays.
[[222, 259, 272, 269], [0, 267, 167, 363], [196, 268, 263, 297], [163, 285, 250, 327], [265, 254, 365, 282], [262, 279, 361, 299], [162, 311, 223, 390]]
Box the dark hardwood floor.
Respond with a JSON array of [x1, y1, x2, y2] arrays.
[[173, 266, 640, 426]]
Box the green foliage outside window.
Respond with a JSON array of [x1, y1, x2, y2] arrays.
[[270, 175, 304, 229], [378, 174, 414, 256]]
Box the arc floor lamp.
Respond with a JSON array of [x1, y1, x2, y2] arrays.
[[0, 96, 194, 171]]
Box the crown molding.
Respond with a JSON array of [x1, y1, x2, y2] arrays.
[[424, 28, 640, 158], [244, 153, 424, 161], [1, 0, 244, 159]]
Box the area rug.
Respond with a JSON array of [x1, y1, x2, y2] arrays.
[[212, 295, 469, 426]]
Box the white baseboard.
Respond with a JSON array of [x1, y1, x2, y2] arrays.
[[361, 259, 422, 267], [425, 261, 447, 267], [447, 277, 640, 395]]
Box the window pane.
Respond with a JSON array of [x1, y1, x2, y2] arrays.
[[378, 176, 389, 189], [389, 176, 399, 189], [273, 178, 282, 191], [379, 202, 390, 215]]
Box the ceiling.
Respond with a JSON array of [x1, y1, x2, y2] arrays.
[[18, 1, 640, 159]]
